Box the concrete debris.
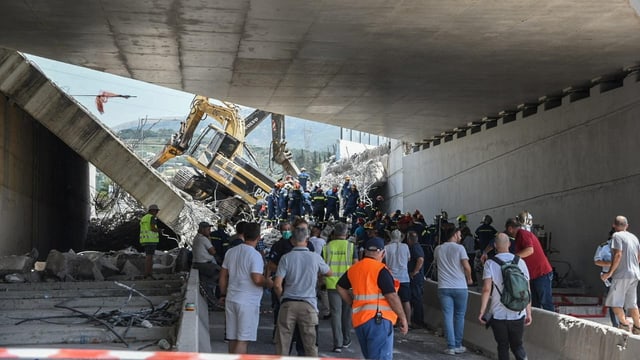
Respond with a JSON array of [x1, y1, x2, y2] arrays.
[[319, 143, 390, 202], [4, 273, 26, 283], [38, 247, 184, 282], [0, 248, 38, 277], [261, 227, 282, 248]]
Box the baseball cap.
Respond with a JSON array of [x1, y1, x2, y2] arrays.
[[148, 204, 159, 211], [365, 237, 385, 251], [199, 221, 212, 229]]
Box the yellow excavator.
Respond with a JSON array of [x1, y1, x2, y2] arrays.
[[149, 95, 299, 220]]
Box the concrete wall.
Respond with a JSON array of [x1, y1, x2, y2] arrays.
[[423, 281, 640, 359], [0, 94, 90, 258], [400, 73, 640, 293], [386, 139, 404, 213]]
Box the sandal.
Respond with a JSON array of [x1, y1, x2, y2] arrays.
[[633, 325, 640, 335]]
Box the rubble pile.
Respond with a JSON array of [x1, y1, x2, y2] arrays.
[[0, 247, 190, 283], [319, 143, 390, 201], [0, 249, 39, 283]]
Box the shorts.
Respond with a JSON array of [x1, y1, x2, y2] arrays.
[[398, 282, 411, 303], [142, 244, 157, 255], [225, 300, 260, 341], [605, 278, 639, 309]]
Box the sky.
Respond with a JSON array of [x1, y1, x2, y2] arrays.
[[24, 54, 380, 147], [26, 54, 200, 128]]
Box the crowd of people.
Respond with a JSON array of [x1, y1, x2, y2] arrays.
[[140, 195, 640, 359]]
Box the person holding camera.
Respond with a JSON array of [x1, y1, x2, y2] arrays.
[[336, 237, 408, 360]]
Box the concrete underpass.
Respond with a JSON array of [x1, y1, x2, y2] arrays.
[[2, 1, 640, 358]]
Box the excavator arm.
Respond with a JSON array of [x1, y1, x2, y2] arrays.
[[150, 95, 244, 168], [271, 113, 300, 177]]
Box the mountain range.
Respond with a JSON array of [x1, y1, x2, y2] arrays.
[[113, 115, 341, 152]]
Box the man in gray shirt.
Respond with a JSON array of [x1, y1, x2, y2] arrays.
[[601, 215, 640, 333], [274, 226, 332, 356]]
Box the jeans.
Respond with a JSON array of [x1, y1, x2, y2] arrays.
[[328, 289, 352, 347], [438, 288, 468, 349], [410, 274, 424, 325], [490, 318, 527, 360], [354, 317, 394, 360], [530, 272, 554, 311]]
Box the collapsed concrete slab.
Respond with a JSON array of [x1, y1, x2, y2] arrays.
[[0, 48, 185, 229]]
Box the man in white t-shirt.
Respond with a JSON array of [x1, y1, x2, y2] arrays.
[[219, 222, 273, 354], [601, 215, 640, 333], [479, 232, 531, 360]]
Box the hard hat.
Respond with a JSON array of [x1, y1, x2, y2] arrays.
[[457, 214, 468, 223], [148, 204, 159, 211], [517, 211, 533, 226], [364, 221, 375, 230], [376, 195, 384, 201], [481, 215, 493, 225], [300, 167, 306, 171], [345, 175, 351, 180]]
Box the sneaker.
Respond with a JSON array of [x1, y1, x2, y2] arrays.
[[633, 325, 640, 335], [333, 347, 342, 353], [443, 348, 456, 355], [618, 323, 632, 332], [454, 346, 467, 354], [343, 340, 352, 348]]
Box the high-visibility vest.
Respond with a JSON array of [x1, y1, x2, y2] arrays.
[[139, 214, 159, 244], [348, 258, 399, 328], [323, 239, 355, 290]]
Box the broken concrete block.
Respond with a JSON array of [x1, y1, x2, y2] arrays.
[[121, 260, 142, 277], [115, 253, 145, 273], [0, 248, 38, 277], [44, 249, 69, 280], [4, 273, 26, 283]]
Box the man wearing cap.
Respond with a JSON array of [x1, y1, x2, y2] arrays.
[[192, 221, 220, 307], [337, 237, 408, 360], [139, 204, 160, 278]]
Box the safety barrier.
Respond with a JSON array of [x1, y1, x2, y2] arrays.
[[423, 280, 640, 360], [175, 269, 211, 352]]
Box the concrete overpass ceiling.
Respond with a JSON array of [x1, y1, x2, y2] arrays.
[[1, 1, 639, 142]]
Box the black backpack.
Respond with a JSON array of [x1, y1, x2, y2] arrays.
[[491, 255, 531, 312]]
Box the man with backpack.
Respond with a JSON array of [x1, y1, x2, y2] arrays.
[[478, 232, 532, 360]]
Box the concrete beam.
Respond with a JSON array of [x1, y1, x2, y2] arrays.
[[175, 269, 211, 352], [0, 49, 184, 227]]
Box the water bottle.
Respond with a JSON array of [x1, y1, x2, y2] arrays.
[[603, 278, 611, 287]]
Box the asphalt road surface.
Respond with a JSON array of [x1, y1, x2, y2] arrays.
[[208, 292, 491, 359]]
